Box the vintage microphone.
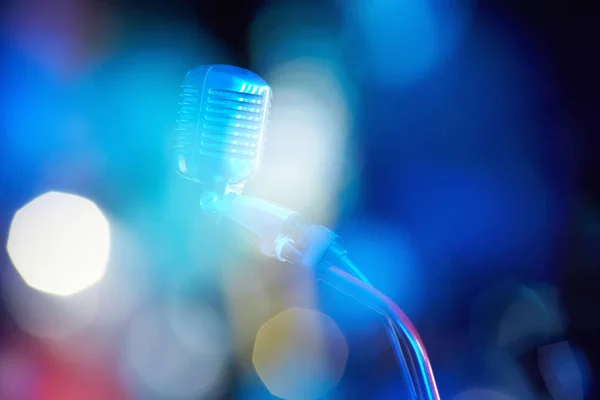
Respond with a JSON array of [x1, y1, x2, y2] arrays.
[[173, 64, 441, 400]]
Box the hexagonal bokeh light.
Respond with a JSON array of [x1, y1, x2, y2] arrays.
[[6, 191, 111, 296], [253, 308, 348, 400]]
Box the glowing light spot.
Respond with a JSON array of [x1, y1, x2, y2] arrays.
[[124, 303, 230, 399], [6, 191, 110, 296], [498, 285, 566, 349], [3, 275, 99, 341], [253, 308, 348, 400], [345, 0, 474, 86], [539, 342, 590, 400], [252, 60, 350, 224]]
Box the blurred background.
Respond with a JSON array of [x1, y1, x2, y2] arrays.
[[0, 0, 598, 399]]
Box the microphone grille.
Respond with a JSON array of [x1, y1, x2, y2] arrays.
[[173, 86, 201, 152], [200, 88, 266, 161], [173, 65, 271, 194]]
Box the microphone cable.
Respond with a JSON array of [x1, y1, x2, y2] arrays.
[[281, 216, 441, 399], [329, 254, 440, 400], [320, 255, 440, 400]]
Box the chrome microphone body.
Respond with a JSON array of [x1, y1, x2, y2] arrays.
[[173, 64, 294, 258], [173, 64, 271, 196]]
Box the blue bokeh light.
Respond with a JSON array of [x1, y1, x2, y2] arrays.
[[343, 0, 475, 86]]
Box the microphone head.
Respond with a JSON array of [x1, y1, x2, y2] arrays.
[[173, 65, 271, 195]]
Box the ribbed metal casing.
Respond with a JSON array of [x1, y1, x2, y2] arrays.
[[173, 65, 271, 192]]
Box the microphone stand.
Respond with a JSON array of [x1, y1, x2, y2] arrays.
[[279, 225, 441, 400]]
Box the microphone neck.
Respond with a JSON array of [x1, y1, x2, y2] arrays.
[[198, 181, 245, 214], [202, 192, 299, 259]]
